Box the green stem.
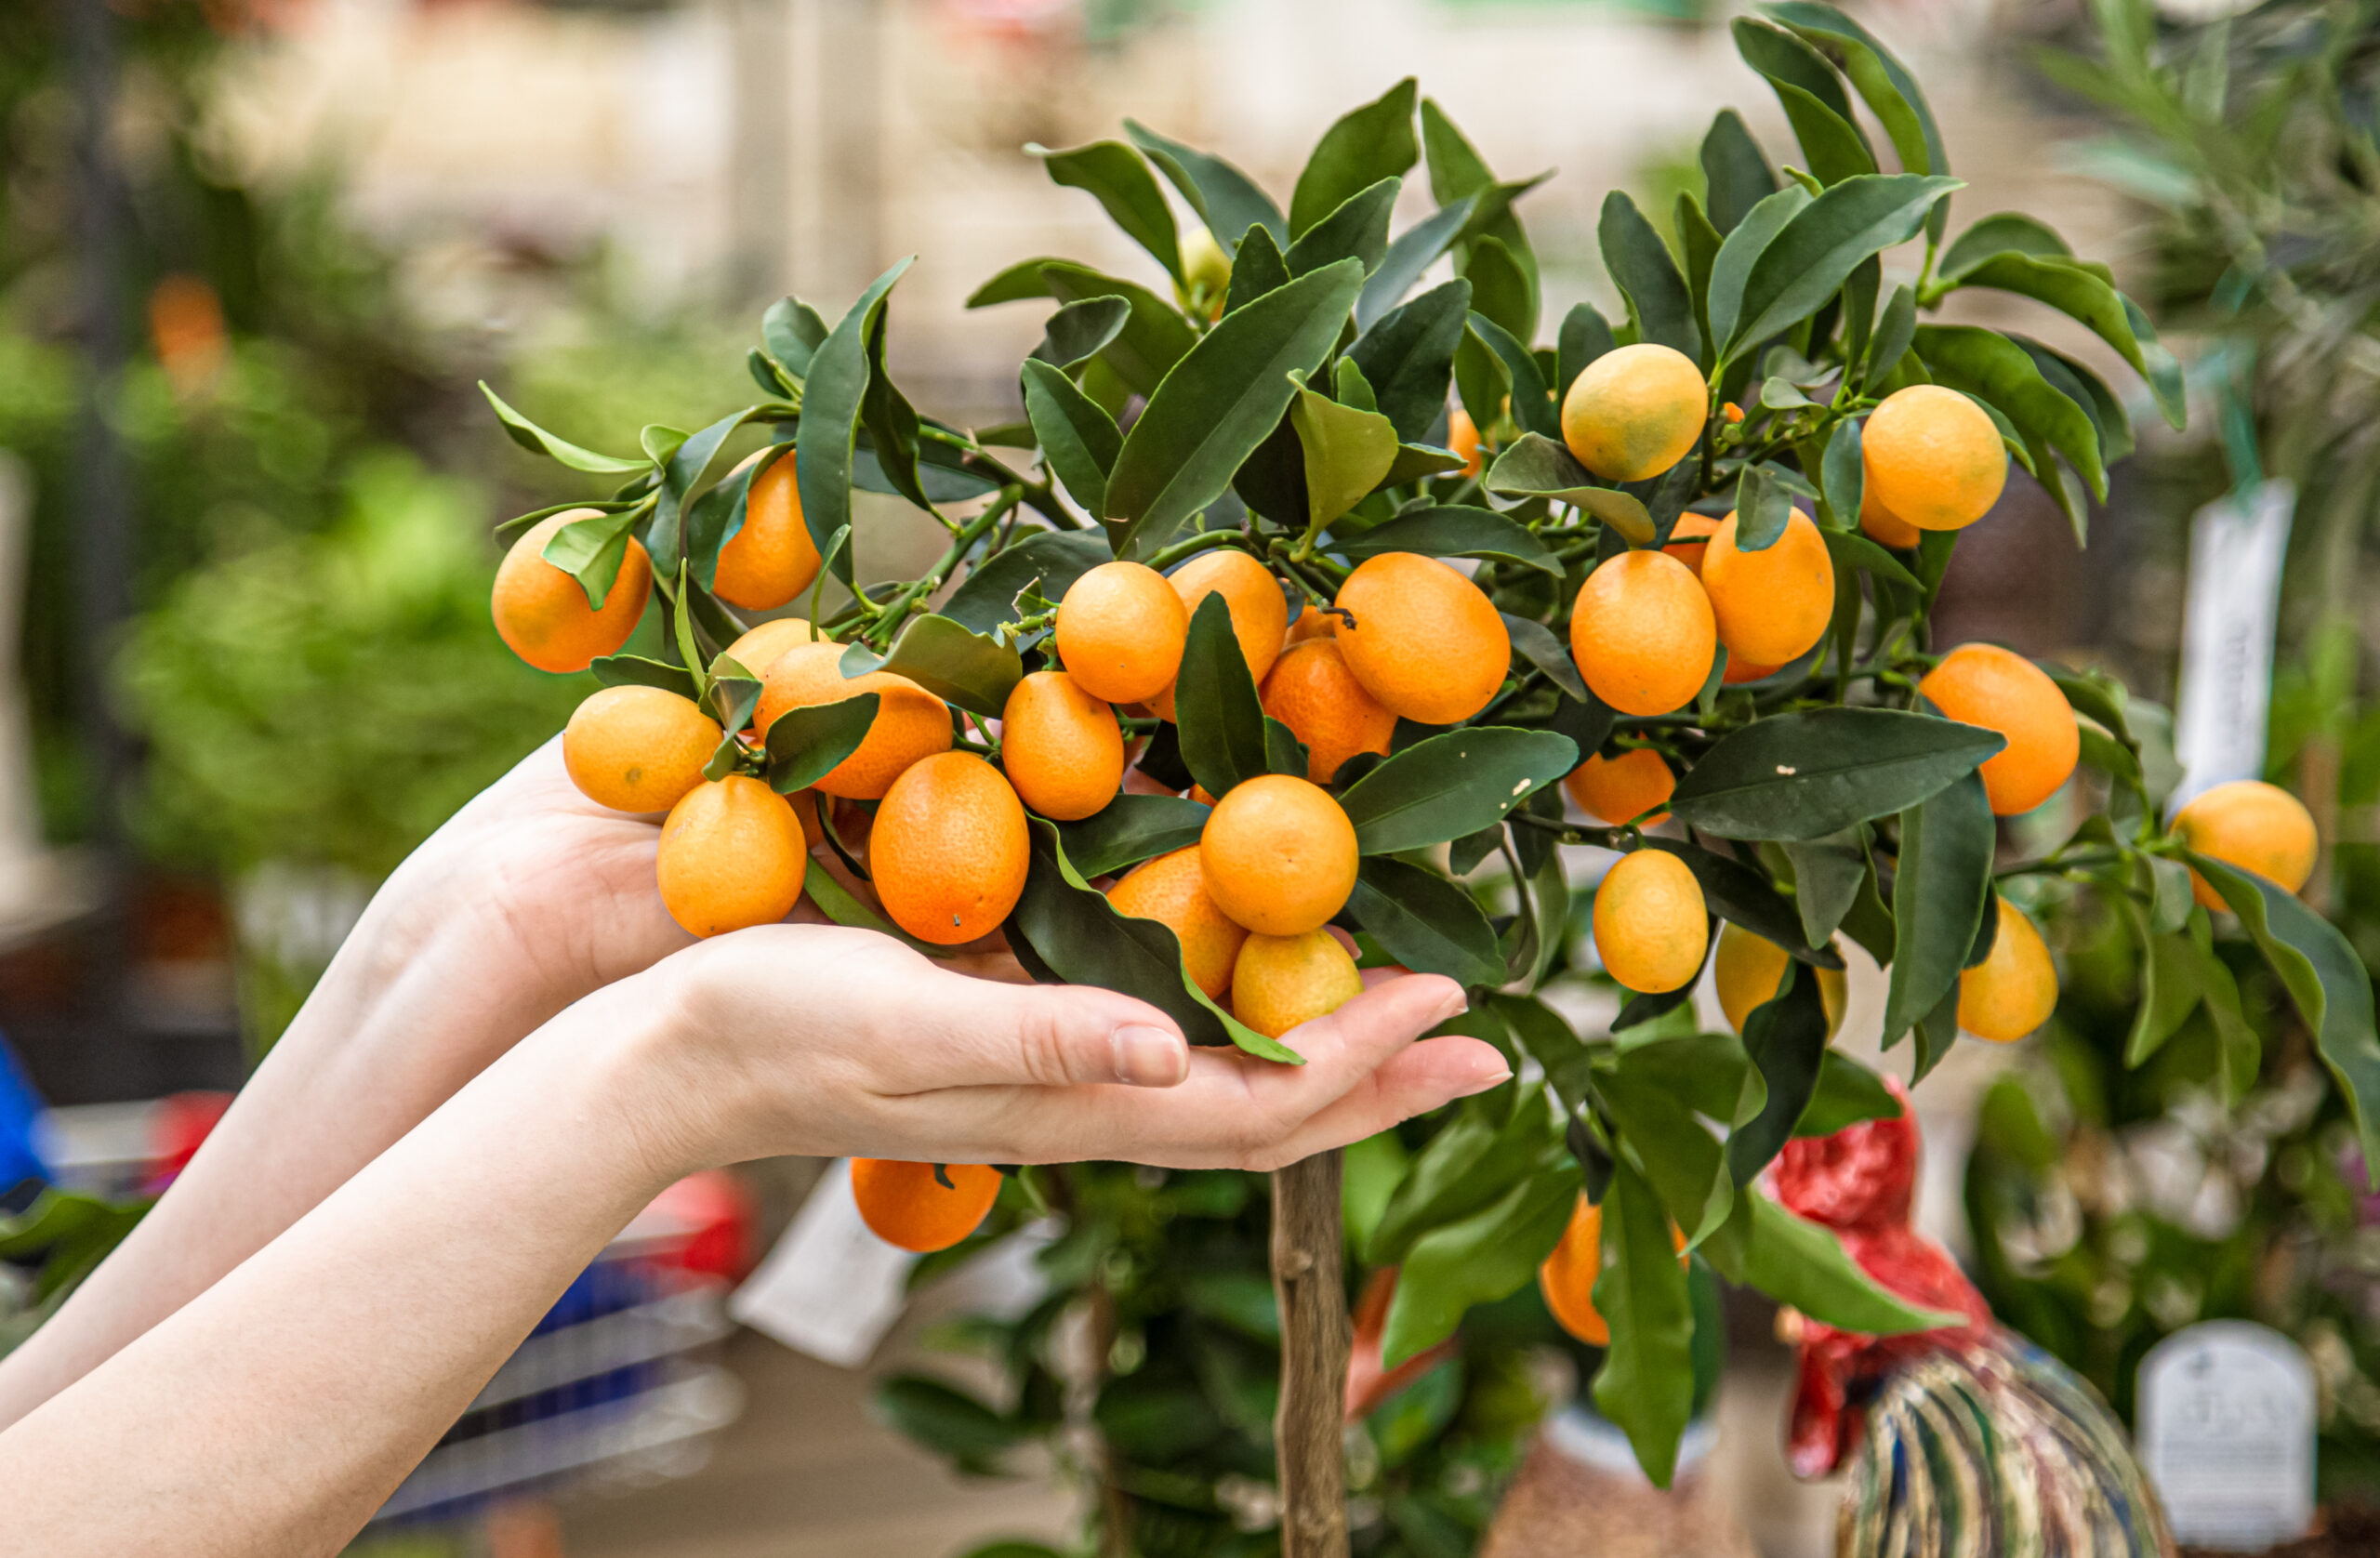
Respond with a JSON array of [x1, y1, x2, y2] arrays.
[[863, 488, 1021, 650], [1142, 529, 1258, 572]]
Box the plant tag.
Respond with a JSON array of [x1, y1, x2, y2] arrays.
[[2172, 480, 2294, 809], [2137, 1320, 2314, 1550], [729, 1158, 914, 1367]]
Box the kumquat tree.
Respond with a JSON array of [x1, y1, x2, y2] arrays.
[[480, 6, 2380, 1551]]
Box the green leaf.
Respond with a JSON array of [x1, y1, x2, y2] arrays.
[[803, 861, 943, 957], [1594, 1065, 1733, 1244], [1368, 1087, 1559, 1265], [2020, 338, 2134, 466], [1036, 263, 1197, 394], [1797, 1050, 1901, 1138], [1106, 259, 1366, 558], [541, 508, 641, 611], [592, 654, 701, 700], [1330, 506, 1554, 575], [1699, 1188, 1964, 1333], [1385, 442, 1465, 486], [1463, 233, 1537, 344], [1030, 139, 1183, 284], [1770, 3, 1950, 235], [1704, 184, 1812, 357], [1556, 302, 1617, 401], [1467, 312, 1558, 442], [1382, 1160, 1575, 1369], [871, 1375, 1023, 1465], [844, 614, 1021, 720], [1733, 462, 1794, 551], [1338, 729, 1577, 854], [1820, 528, 1921, 591], [1591, 1159, 1697, 1488], [1349, 856, 1506, 987], [1733, 16, 1860, 124], [1913, 324, 2104, 501], [1285, 176, 1400, 277], [1772, 79, 1881, 186], [1503, 614, 1590, 702], [1053, 793, 1210, 878], [1819, 416, 1864, 529], [1676, 194, 1724, 360], [1700, 109, 1780, 233], [1032, 296, 1131, 371], [1348, 278, 1470, 443], [1723, 174, 1963, 363], [762, 693, 880, 794], [1289, 79, 1419, 237], [1020, 359, 1121, 520], [1881, 771, 1993, 1047], [1290, 372, 1400, 530], [2188, 852, 2380, 1182], [2121, 900, 2203, 1067], [1781, 831, 1868, 947], [1599, 191, 1700, 362], [1939, 251, 2184, 427], [1014, 819, 1301, 1063], [1863, 284, 1918, 390], [797, 259, 914, 583], [941, 529, 1109, 636], [1222, 223, 1289, 315], [761, 296, 831, 376], [1668, 707, 2003, 841], [1172, 593, 1273, 798], [1358, 196, 1476, 331], [1938, 212, 2071, 280], [1453, 322, 1513, 440], [1482, 434, 1655, 544], [480, 382, 648, 475], [1124, 118, 1288, 254]]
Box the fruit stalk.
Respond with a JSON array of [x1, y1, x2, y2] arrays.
[[1269, 1149, 1350, 1558]]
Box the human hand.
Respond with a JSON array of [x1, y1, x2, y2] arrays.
[[613, 925, 1513, 1174]]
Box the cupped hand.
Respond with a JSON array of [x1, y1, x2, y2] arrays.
[[626, 926, 1514, 1173]]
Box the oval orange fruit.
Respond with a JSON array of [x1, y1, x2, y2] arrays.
[[870, 752, 1030, 945]]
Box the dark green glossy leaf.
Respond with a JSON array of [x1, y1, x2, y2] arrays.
[[798, 259, 913, 583], [1124, 118, 1288, 254], [1938, 212, 2070, 280], [1483, 434, 1655, 544], [1053, 794, 1210, 878], [1468, 312, 1557, 441], [2121, 899, 2202, 1067], [1032, 296, 1131, 371], [1453, 321, 1512, 440], [1036, 262, 1197, 394], [1699, 1188, 1963, 1333], [592, 654, 700, 700], [942, 529, 1109, 636], [1368, 1087, 1559, 1265], [1223, 223, 1290, 316], [1338, 728, 1578, 853], [1106, 260, 1366, 559], [652, 406, 763, 581], [1941, 251, 2183, 427], [761, 296, 831, 376], [1772, 79, 1880, 186], [1734, 462, 1793, 551], [1590, 1159, 1697, 1488], [1330, 505, 1554, 574], [1705, 184, 1811, 357], [762, 693, 880, 794], [1285, 176, 1399, 278], [2020, 338, 2134, 466], [1349, 278, 1471, 443], [2189, 852, 2380, 1182], [1349, 856, 1505, 987], [1289, 78, 1419, 237], [1593, 1064, 1733, 1243], [1172, 593, 1272, 798], [844, 614, 1021, 720], [1383, 1159, 1574, 1369], [1733, 16, 1859, 122], [1864, 284, 1918, 390], [1723, 174, 1962, 363], [1669, 707, 2003, 841], [1818, 417, 1863, 529], [1014, 819, 1299, 1063], [1357, 196, 1475, 332], [1820, 527, 1921, 591], [480, 381, 648, 475], [1700, 109, 1780, 234], [541, 508, 641, 610], [1599, 191, 1700, 362], [1464, 233, 1537, 345], [1728, 959, 1831, 1182], [1676, 193, 1724, 362], [1556, 302, 1616, 401], [1771, 3, 1952, 237], [1781, 831, 1868, 947], [1030, 139, 1183, 284], [1502, 613, 1589, 702], [1020, 359, 1121, 520], [1881, 771, 1993, 1047], [1642, 838, 1840, 963]]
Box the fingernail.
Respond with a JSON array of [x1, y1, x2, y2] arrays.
[[1111, 1024, 1189, 1088], [1458, 1066, 1514, 1098], [1432, 989, 1471, 1026]]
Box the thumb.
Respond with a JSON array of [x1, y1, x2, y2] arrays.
[[928, 977, 1191, 1090]]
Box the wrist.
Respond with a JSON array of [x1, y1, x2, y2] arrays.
[[570, 961, 732, 1189]]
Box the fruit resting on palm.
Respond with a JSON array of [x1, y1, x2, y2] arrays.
[[1778, 1090, 2175, 1558]]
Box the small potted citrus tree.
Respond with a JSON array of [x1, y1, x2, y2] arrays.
[[480, 6, 2377, 1548]]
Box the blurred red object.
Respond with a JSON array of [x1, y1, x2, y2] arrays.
[[643, 1168, 755, 1281], [1343, 1267, 1456, 1422], [146, 1090, 234, 1193]]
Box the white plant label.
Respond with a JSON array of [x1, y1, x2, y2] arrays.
[[2173, 479, 2294, 809], [2137, 1320, 2315, 1550], [729, 1158, 915, 1367]]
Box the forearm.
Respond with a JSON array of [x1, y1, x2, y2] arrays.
[[0, 977, 682, 1558], [0, 891, 575, 1430]]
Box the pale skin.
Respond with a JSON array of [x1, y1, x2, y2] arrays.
[[0, 742, 1508, 1556]]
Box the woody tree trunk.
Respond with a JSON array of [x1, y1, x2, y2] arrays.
[[1271, 1150, 1350, 1558]]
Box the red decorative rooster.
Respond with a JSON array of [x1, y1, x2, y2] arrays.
[[1776, 1086, 2175, 1558]]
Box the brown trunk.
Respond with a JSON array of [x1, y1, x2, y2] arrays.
[[1271, 1150, 1351, 1558]]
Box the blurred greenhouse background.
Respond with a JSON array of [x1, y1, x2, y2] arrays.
[[7, 0, 2380, 1554]]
